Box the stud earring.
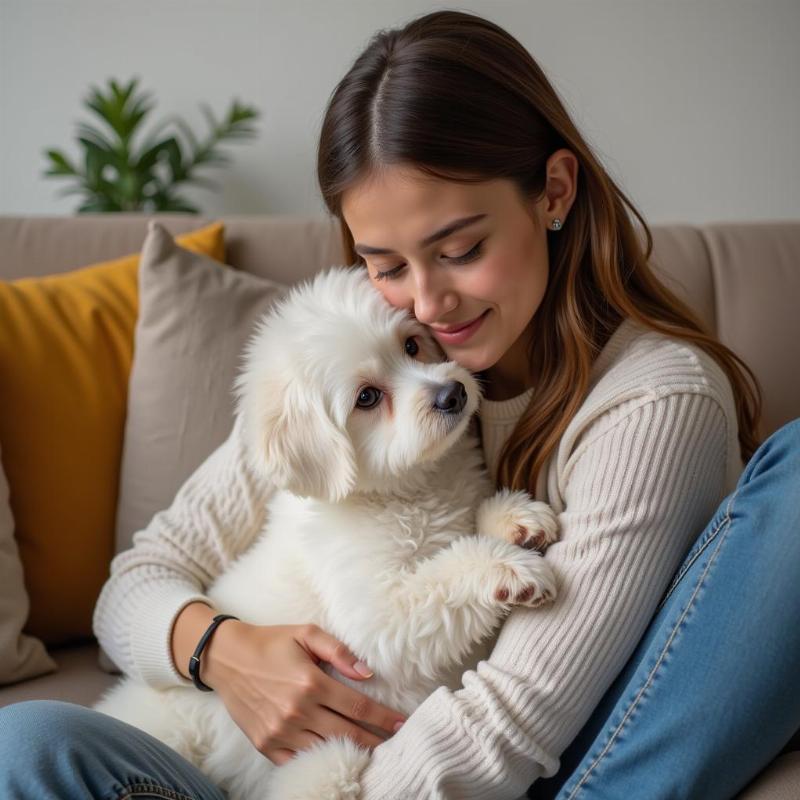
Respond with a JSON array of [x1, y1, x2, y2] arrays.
[[551, 218, 563, 231]]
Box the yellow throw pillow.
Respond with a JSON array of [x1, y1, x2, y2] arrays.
[[0, 221, 225, 646]]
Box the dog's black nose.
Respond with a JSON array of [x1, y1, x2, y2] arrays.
[[433, 381, 467, 414]]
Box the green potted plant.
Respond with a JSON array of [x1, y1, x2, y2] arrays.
[[43, 77, 260, 213]]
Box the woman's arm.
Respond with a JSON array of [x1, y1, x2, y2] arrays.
[[358, 391, 730, 799], [92, 413, 277, 689]]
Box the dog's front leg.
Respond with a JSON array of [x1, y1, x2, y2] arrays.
[[378, 534, 559, 684]]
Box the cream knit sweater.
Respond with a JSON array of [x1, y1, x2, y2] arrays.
[[93, 316, 744, 799]]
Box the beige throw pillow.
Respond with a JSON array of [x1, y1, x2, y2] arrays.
[[0, 441, 58, 685], [100, 221, 287, 672]]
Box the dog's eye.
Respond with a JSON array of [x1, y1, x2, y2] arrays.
[[404, 337, 419, 357], [355, 387, 383, 409]]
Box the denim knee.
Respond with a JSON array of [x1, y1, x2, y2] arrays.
[[744, 416, 800, 484], [770, 416, 800, 453], [0, 699, 99, 762], [0, 699, 204, 799]]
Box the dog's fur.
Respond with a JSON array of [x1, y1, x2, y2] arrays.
[[93, 266, 560, 800]]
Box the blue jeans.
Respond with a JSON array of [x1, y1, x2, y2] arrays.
[[530, 416, 800, 799], [1, 420, 798, 800]]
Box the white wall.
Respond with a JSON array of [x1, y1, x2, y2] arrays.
[[1, 0, 798, 225]]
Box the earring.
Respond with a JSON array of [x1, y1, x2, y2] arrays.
[[551, 218, 563, 231]]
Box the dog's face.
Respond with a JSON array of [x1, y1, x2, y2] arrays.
[[233, 266, 482, 502]]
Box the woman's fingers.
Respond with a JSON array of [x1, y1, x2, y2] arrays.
[[296, 624, 407, 735], [311, 705, 388, 749], [316, 669, 406, 736], [263, 729, 326, 765], [296, 623, 376, 681], [266, 714, 382, 765]]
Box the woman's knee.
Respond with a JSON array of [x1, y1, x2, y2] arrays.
[[0, 699, 110, 760], [744, 416, 800, 485], [770, 417, 800, 454]]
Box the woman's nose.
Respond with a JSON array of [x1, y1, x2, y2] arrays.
[[411, 271, 458, 325]]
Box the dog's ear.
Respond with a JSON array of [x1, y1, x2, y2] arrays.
[[240, 375, 357, 503]]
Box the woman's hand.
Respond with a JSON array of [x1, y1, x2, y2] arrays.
[[202, 620, 408, 766]]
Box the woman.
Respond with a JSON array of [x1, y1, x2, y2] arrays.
[[2, 10, 798, 800]]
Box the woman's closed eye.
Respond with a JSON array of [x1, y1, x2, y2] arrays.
[[373, 238, 485, 281]]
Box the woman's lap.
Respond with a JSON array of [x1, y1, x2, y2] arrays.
[[529, 416, 800, 800], [0, 698, 227, 799]]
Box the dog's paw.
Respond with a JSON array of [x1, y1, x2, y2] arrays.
[[487, 544, 558, 609], [265, 735, 370, 800], [477, 488, 559, 553]]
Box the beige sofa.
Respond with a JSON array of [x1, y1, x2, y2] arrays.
[[0, 213, 798, 798]]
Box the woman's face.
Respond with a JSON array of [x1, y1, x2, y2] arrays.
[[341, 154, 576, 398]]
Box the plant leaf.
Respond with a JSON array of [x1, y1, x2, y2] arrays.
[[43, 149, 78, 176], [200, 103, 219, 135], [160, 137, 185, 182]]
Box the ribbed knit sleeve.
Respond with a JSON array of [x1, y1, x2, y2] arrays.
[[92, 414, 276, 689], [358, 390, 729, 799]]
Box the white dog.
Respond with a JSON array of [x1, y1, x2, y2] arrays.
[[94, 265, 560, 800]]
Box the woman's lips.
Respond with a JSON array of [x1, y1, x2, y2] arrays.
[[431, 309, 490, 345]]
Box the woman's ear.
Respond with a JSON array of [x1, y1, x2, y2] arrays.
[[238, 374, 357, 503]]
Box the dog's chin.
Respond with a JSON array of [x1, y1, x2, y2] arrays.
[[416, 410, 472, 466], [347, 411, 473, 495]]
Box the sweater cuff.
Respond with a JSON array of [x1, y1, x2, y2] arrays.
[[358, 685, 467, 798], [358, 681, 557, 799], [128, 582, 215, 689]]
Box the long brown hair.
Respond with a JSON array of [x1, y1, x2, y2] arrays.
[[316, 9, 763, 493]]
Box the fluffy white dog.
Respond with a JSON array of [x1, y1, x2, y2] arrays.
[[94, 265, 560, 800]]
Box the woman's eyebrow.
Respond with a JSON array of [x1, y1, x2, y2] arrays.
[[353, 213, 487, 256]]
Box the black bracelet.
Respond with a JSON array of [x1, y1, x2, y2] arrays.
[[188, 613, 240, 692]]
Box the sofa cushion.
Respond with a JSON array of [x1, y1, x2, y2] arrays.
[[0, 222, 225, 646], [0, 214, 345, 285], [0, 214, 219, 280], [736, 752, 800, 799], [0, 642, 117, 709], [0, 443, 57, 685]]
